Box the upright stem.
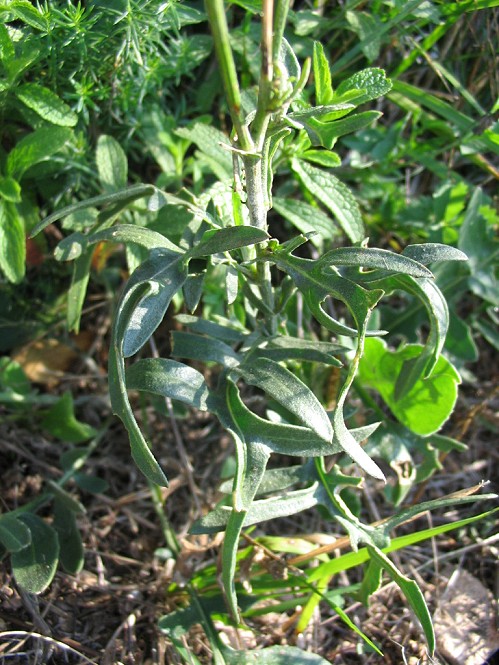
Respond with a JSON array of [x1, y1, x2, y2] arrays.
[[205, 0, 253, 152]]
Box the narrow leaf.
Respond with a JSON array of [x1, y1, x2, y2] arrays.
[[53, 500, 84, 575], [126, 358, 210, 410], [187, 226, 268, 258], [313, 41, 333, 105], [0, 200, 25, 283], [172, 331, 241, 368], [320, 246, 433, 278], [367, 545, 435, 654], [402, 243, 467, 265], [30, 184, 156, 237], [122, 251, 188, 358]]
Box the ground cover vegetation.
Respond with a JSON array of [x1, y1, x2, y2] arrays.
[[0, 0, 497, 663]]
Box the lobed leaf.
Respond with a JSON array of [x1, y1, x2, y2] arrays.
[[126, 358, 210, 411], [367, 546, 435, 654], [234, 357, 333, 441], [320, 246, 433, 278]]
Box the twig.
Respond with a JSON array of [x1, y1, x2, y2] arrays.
[[0, 631, 99, 665]]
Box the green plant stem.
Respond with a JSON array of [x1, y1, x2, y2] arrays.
[[205, 0, 253, 152]]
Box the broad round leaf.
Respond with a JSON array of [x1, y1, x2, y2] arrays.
[[358, 338, 461, 436], [11, 513, 59, 594]]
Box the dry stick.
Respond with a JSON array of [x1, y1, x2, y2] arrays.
[[148, 336, 202, 516], [0, 631, 99, 665]]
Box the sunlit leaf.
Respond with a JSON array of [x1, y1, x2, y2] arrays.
[[358, 338, 460, 436]]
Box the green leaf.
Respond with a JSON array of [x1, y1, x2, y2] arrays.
[[0, 200, 25, 283], [458, 188, 499, 306], [359, 272, 450, 396], [8, 1, 49, 31], [73, 473, 108, 494], [0, 176, 21, 203], [345, 11, 382, 61], [300, 111, 382, 149], [126, 358, 211, 410], [6, 126, 73, 180], [122, 250, 188, 358], [300, 149, 342, 168], [187, 226, 268, 258], [11, 513, 59, 594], [53, 500, 84, 575], [175, 314, 247, 344], [313, 41, 333, 105], [67, 251, 93, 332], [291, 159, 364, 242], [367, 546, 435, 654], [273, 197, 340, 246], [41, 392, 97, 443], [30, 184, 156, 237], [192, 483, 319, 534], [271, 250, 384, 338], [0, 514, 32, 552], [93, 224, 180, 254], [109, 285, 169, 487], [358, 338, 460, 436], [402, 243, 467, 266], [234, 357, 333, 441], [224, 645, 333, 664], [172, 331, 241, 368], [320, 246, 433, 278], [334, 68, 392, 106], [96, 135, 128, 193], [15, 83, 77, 127], [221, 379, 341, 457], [255, 336, 344, 366], [175, 123, 233, 178]]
